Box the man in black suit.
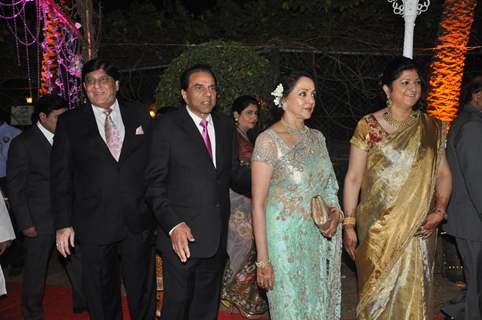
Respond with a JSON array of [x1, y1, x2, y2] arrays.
[[145, 64, 249, 320], [51, 59, 155, 320], [443, 78, 482, 320], [7, 94, 85, 318]]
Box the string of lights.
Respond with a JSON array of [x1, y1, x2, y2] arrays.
[[0, 0, 82, 108]]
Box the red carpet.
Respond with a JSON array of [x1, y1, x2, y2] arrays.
[[0, 283, 266, 320], [0, 283, 447, 319]]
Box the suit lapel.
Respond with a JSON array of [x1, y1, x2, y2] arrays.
[[118, 102, 136, 162], [178, 107, 216, 171], [212, 113, 224, 174], [81, 104, 116, 162], [32, 125, 52, 152]]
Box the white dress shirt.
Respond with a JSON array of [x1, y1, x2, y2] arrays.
[[37, 121, 54, 145], [91, 99, 125, 144], [186, 105, 216, 168]]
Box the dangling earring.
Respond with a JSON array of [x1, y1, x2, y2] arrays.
[[386, 95, 392, 108], [234, 117, 239, 126]]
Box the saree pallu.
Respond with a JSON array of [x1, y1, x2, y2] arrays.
[[352, 113, 445, 320]]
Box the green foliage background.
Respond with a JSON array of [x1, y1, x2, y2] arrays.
[[154, 40, 274, 115]]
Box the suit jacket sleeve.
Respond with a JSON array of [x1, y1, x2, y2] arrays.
[[230, 127, 251, 196], [50, 116, 73, 229], [456, 121, 482, 216], [6, 136, 33, 231], [145, 118, 183, 233]]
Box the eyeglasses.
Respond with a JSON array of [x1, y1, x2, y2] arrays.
[[84, 75, 113, 87]]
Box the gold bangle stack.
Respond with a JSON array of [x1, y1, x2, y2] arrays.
[[255, 259, 271, 269], [343, 216, 356, 227]]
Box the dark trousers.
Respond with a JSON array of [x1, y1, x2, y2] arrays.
[[160, 247, 226, 320], [21, 234, 85, 320], [80, 231, 155, 320], [442, 239, 482, 320], [457, 239, 482, 320]]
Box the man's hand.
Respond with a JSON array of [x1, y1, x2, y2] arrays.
[[170, 223, 195, 263], [0, 240, 13, 255], [56, 227, 75, 257], [22, 226, 38, 238]]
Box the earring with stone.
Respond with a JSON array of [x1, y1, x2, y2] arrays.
[[386, 95, 392, 108]]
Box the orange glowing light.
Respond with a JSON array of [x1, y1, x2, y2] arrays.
[[426, 0, 478, 123]]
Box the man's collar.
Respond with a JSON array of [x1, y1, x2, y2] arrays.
[[91, 99, 119, 115], [186, 105, 212, 125]]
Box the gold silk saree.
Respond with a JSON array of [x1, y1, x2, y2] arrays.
[[350, 112, 446, 320]]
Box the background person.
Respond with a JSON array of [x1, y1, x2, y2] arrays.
[[221, 95, 268, 318]]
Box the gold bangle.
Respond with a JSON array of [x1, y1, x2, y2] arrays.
[[343, 216, 356, 226], [255, 259, 271, 269], [338, 209, 345, 223]]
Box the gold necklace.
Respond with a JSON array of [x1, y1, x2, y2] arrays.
[[383, 108, 418, 129]]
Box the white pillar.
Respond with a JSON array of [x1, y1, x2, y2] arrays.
[[387, 0, 431, 58]]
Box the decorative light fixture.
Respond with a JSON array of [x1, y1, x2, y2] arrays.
[[387, 0, 431, 58], [26, 96, 33, 104]]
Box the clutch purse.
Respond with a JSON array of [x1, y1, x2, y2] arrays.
[[310, 195, 331, 231]]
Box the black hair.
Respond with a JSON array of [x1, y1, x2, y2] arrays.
[[231, 95, 258, 115], [279, 70, 315, 99], [33, 94, 68, 122], [380, 56, 426, 110], [180, 64, 217, 90], [461, 78, 482, 106], [82, 59, 120, 83]]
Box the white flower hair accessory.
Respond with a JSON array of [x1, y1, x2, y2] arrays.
[[271, 83, 284, 107]]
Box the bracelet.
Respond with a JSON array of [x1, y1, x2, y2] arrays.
[[338, 209, 345, 223], [343, 216, 356, 227], [255, 259, 271, 269]]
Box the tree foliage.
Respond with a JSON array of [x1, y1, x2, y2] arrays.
[[155, 40, 273, 114]]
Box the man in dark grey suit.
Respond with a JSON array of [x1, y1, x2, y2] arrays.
[[7, 94, 85, 319], [443, 78, 482, 320]]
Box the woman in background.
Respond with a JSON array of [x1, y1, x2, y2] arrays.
[[222, 95, 268, 318]]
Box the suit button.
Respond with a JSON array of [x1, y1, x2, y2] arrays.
[[215, 203, 220, 208]]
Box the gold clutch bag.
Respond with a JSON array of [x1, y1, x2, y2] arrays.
[[310, 195, 331, 231]]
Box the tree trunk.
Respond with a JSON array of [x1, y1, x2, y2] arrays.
[[426, 0, 478, 122]]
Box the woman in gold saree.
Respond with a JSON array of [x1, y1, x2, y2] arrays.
[[343, 57, 452, 320]]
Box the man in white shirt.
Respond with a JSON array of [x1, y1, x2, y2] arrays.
[[7, 94, 85, 318]]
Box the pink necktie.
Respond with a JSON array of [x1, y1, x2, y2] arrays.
[[199, 119, 213, 159], [104, 108, 122, 161]]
